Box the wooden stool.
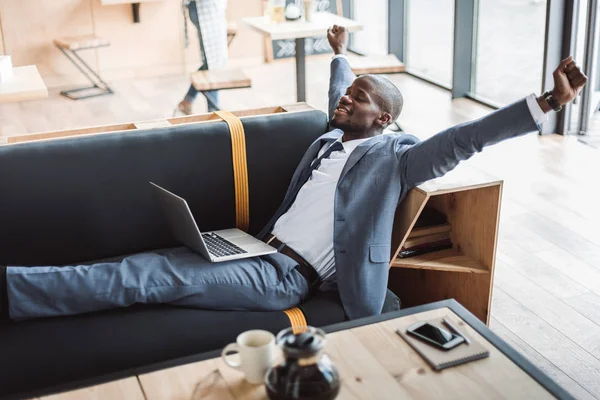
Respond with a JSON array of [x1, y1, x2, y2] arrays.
[[53, 34, 113, 100], [190, 69, 251, 111], [350, 54, 406, 76], [175, 20, 243, 114]]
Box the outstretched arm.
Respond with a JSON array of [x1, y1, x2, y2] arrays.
[[327, 25, 355, 121], [399, 57, 588, 187]]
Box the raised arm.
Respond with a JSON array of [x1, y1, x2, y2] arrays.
[[327, 26, 355, 121], [399, 57, 588, 187]]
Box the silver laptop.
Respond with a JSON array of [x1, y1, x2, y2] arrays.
[[150, 182, 277, 262]]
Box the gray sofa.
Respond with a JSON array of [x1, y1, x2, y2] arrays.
[[0, 108, 399, 398]]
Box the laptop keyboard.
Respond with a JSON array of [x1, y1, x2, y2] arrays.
[[202, 232, 247, 258]]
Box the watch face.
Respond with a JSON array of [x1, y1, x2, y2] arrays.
[[544, 92, 561, 112]]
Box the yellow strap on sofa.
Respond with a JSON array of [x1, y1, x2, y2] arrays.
[[283, 307, 308, 334], [214, 110, 249, 232]]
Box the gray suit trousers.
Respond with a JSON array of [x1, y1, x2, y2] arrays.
[[7, 247, 308, 320]]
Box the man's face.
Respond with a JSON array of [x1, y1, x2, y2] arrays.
[[331, 77, 386, 134]]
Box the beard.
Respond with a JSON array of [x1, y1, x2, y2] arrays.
[[330, 114, 365, 133]]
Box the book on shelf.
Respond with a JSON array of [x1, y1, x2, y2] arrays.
[[412, 208, 447, 228], [399, 208, 453, 259], [399, 238, 453, 259], [403, 232, 451, 249], [408, 223, 451, 239]]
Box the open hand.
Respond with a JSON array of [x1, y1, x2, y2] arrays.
[[553, 56, 587, 106], [327, 25, 348, 55]]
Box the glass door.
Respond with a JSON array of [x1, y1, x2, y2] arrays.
[[348, 0, 388, 56], [405, 0, 455, 88], [472, 0, 547, 106], [570, 0, 600, 149]]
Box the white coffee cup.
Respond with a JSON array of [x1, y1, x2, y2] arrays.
[[221, 329, 275, 384]]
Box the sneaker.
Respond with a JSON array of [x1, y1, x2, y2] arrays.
[[177, 100, 193, 116]]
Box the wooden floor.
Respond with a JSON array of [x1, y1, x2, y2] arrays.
[[2, 56, 600, 399]]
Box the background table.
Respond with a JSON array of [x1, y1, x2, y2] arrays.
[[242, 12, 362, 102], [0, 65, 48, 103], [36, 300, 572, 400], [99, 0, 164, 23]]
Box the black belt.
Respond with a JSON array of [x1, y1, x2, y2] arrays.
[[264, 235, 321, 288]]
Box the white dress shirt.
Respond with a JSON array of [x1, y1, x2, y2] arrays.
[[525, 93, 549, 129], [272, 57, 549, 280], [272, 137, 370, 280]]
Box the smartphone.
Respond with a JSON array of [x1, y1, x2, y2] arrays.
[[406, 321, 465, 350]]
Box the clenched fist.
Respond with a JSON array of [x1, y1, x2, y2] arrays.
[[327, 25, 348, 55], [552, 56, 588, 107]]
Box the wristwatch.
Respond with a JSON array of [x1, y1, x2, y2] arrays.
[[543, 91, 563, 112]]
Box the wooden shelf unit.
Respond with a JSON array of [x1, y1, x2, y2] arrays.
[[387, 170, 503, 324]]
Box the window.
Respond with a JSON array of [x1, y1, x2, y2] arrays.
[[405, 0, 455, 87], [473, 0, 547, 105], [349, 0, 388, 56]]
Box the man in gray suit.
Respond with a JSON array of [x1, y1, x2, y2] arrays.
[[0, 26, 587, 321]]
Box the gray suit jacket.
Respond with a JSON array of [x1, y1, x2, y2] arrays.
[[259, 57, 539, 320]]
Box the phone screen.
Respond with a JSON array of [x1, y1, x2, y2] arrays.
[[412, 323, 456, 346]]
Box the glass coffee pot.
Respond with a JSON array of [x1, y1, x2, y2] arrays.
[[265, 326, 340, 400]]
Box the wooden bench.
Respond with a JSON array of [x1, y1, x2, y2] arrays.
[[350, 54, 406, 76], [189, 69, 251, 111], [53, 35, 110, 51], [191, 69, 251, 92], [53, 35, 113, 100]]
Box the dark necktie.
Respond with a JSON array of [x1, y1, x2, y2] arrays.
[[309, 141, 344, 172], [277, 141, 345, 216], [296, 141, 344, 186]]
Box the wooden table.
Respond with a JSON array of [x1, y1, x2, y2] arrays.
[[99, 0, 164, 23], [242, 12, 362, 102], [0, 65, 48, 103], [38, 300, 572, 399]]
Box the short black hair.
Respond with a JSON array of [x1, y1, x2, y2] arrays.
[[363, 75, 404, 123]]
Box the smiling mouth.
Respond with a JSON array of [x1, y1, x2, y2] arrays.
[[335, 106, 351, 115]]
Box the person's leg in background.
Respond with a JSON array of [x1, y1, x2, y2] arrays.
[[3, 247, 308, 321], [178, 0, 220, 115]]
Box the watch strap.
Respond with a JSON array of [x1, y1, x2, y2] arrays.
[[543, 91, 563, 112]]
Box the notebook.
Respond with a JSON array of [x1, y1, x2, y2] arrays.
[[396, 316, 490, 371]]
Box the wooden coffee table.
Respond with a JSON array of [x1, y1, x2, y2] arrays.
[[37, 300, 572, 399]]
